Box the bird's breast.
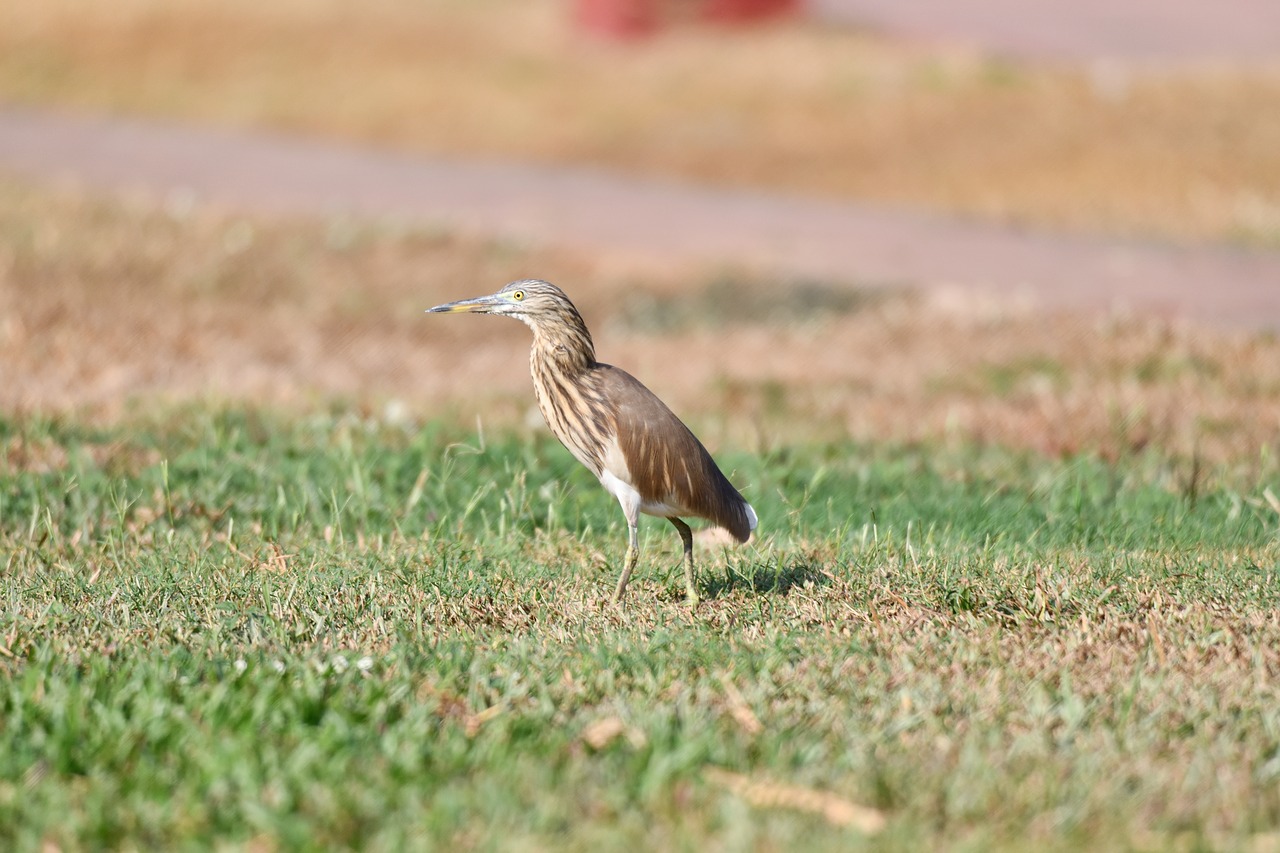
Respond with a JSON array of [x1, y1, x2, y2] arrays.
[[529, 356, 613, 477]]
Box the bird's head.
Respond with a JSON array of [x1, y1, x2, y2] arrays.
[[427, 279, 583, 330]]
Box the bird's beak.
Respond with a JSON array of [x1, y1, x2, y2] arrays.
[[426, 293, 502, 314]]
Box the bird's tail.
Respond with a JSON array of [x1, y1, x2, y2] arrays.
[[720, 497, 756, 544]]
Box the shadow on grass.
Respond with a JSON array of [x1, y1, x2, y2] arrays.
[[701, 561, 830, 600]]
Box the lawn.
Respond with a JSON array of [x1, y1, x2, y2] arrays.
[[2, 165, 1279, 847], [3, 407, 1278, 850]]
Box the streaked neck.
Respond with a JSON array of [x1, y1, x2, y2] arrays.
[[528, 312, 596, 375]]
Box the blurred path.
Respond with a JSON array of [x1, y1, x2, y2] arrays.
[[2, 106, 1278, 330], [810, 0, 1280, 63]]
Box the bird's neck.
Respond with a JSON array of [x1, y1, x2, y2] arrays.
[[529, 313, 597, 376]]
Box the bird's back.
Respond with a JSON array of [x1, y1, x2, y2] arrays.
[[589, 364, 756, 542]]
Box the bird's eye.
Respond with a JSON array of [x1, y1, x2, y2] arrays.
[[512, 290, 525, 301]]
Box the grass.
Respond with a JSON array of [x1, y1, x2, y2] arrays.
[[3, 407, 1279, 849], [1, 0, 1279, 244], [3, 5, 1280, 844], [3, 164, 1279, 850]]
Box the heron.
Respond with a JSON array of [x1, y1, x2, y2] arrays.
[[428, 279, 756, 605]]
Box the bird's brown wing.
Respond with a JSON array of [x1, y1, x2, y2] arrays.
[[591, 363, 754, 542]]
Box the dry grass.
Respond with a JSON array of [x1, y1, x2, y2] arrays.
[[3, 180, 1279, 470], [1, 0, 1279, 243]]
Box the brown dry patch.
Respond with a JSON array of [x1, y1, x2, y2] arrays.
[[2, 432, 159, 476], [3, 182, 1280, 469], [1, 0, 1279, 243], [704, 767, 886, 832], [3, 434, 68, 474], [693, 297, 1280, 466], [0, 181, 609, 419]]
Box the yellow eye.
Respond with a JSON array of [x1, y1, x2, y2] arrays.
[[512, 290, 525, 301]]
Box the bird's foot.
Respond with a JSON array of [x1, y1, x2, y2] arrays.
[[612, 545, 639, 604], [683, 554, 699, 607]]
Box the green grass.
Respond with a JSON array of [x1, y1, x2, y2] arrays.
[[2, 407, 1279, 850]]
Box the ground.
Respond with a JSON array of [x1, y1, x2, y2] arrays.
[[2, 1, 1279, 849]]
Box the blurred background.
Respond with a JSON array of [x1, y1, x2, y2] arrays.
[[1, 0, 1278, 462]]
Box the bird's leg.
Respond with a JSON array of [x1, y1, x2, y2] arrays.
[[669, 517, 698, 606], [612, 520, 640, 603]]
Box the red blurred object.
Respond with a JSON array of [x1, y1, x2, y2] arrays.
[[575, 0, 798, 38], [701, 0, 800, 23], [575, 0, 660, 38]]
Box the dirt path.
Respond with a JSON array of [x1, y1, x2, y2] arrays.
[[812, 0, 1280, 63], [2, 106, 1278, 331]]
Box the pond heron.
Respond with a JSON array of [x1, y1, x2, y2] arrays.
[[428, 279, 756, 605]]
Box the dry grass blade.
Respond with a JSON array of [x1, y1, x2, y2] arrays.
[[582, 716, 647, 750], [464, 704, 503, 738], [703, 767, 887, 834], [1146, 613, 1168, 667], [718, 673, 764, 736], [1247, 831, 1280, 853], [1263, 487, 1280, 519]]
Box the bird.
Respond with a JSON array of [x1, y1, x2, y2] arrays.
[[427, 279, 756, 605]]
